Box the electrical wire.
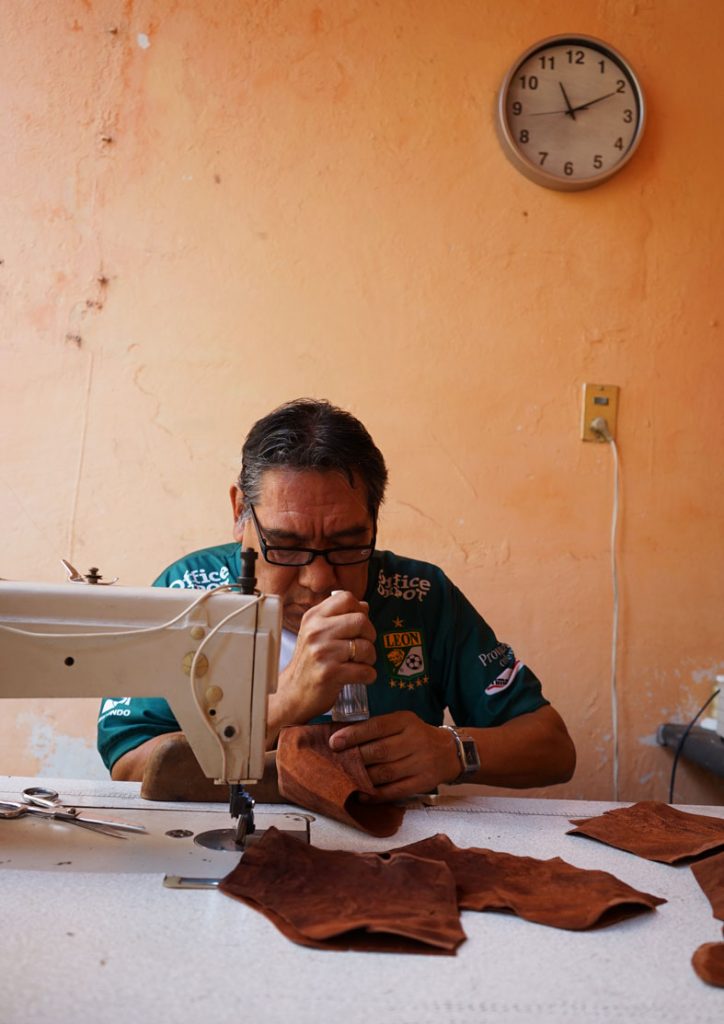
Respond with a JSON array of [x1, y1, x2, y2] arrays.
[[608, 436, 621, 801], [591, 417, 621, 800], [0, 583, 239, 639], [667, 688, 720, 805], [591, 418, 719, 806], [188, 595, 262, 777]]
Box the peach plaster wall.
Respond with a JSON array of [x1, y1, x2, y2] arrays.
[[1, 0, 722, 803]]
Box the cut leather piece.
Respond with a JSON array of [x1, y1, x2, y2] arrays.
[[387, 833, 665, 930], [567, 801, 724, 864], [219, 826, 465, 954], [276, 723, 405, 837], [691, 941, 724, 988], [692, 851, 724, 921]]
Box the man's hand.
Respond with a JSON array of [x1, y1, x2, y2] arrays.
[[328, 705, 576, 798], [328, 711, 461, 800], [266, 591, 377, 745]]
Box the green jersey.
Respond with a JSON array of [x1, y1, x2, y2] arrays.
[[97, 544, 547, 769]]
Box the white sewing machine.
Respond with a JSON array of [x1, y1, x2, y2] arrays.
[[0, 557, 281, 839]]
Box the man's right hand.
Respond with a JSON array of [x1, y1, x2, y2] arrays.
[[266, 590, 377, 745]]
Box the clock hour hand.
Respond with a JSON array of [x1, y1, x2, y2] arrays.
[[570, 89, 618, 114], [559, 82, 577, 120]]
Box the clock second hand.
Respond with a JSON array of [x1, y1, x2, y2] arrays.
[[529, 88, 620, 118]]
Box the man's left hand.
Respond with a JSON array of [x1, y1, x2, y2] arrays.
[[328, 711, 460, 800]]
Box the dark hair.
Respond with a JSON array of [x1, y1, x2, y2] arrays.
[[238, 398, 388, 521]]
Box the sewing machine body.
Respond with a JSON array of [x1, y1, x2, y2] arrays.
[[0, 579, 281, 785]]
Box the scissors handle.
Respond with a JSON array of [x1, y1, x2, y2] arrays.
[[0, 801, 29, 819], [1, 801, 127, 837], [22, 786, 81, 816], [22, 786, 64, 805]]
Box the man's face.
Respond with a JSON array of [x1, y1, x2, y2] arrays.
[[231, 468, 375, 633]]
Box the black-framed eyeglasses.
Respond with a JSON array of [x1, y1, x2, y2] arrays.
[[248, 503, 376, 567]]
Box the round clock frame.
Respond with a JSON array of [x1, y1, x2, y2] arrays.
[[496, 34, 646, 191]]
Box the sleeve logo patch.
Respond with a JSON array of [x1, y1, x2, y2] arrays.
[[485, 660, 523, 696], [478, 642, 514, 669], [99, 697, 132, 719]]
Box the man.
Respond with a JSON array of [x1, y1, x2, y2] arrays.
[[98, 398, 575, 797]]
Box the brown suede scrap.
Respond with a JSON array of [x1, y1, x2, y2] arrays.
[[141, 735, 282, 803], [691, 851, 724, 921], [691, 939, 724, 988], [567, 801, 724, 864], [276, 723, 405, 837], [219, 826, 465, 954], [387, 833, 665, 930]]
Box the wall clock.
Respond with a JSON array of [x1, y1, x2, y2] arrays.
[[496, 35, 645, 191]]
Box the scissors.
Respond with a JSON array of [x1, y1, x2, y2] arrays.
[[0, 787, 147, 839]]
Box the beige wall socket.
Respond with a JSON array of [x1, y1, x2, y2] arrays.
[[581, 383, 619, 442]]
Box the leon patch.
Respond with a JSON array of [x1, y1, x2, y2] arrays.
[[485, 660, 523, 696], [382, 627, 429, 690]]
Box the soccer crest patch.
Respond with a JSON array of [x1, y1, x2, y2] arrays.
[[382, 625, 429, 690]]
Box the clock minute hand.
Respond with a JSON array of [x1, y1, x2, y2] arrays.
[[558, 82, 577, 120], [570, 90, 618, 114]]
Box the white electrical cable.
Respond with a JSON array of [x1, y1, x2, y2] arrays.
[[188, 595, 262, 777], [591, 417, 621, 801], [0, 583, 239, 639]]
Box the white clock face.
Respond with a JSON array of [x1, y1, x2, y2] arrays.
[[498, 36, 645, 190]]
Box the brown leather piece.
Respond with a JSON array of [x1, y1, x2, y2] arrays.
[[691, 940, 724, 988], [692, 851, 724, 921], [140, 734, 283, 803], [567, 801, 724, 864], [219, 826, 465, 954], [387, 833, 665, 930], [276, 724, 405, 837]]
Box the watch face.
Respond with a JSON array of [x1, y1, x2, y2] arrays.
[[461, 738, 480, 774], [497, 35, 645, 190]]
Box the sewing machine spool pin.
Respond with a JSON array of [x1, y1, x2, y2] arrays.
[[61, 559, 119, 586]]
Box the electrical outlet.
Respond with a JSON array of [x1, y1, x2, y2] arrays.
[[581, 383, 619, 442]]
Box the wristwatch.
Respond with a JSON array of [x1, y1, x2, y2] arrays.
[[442, 725, 480, 784]]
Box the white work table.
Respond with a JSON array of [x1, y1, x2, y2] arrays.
[[1, 776, 722, 1024]]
